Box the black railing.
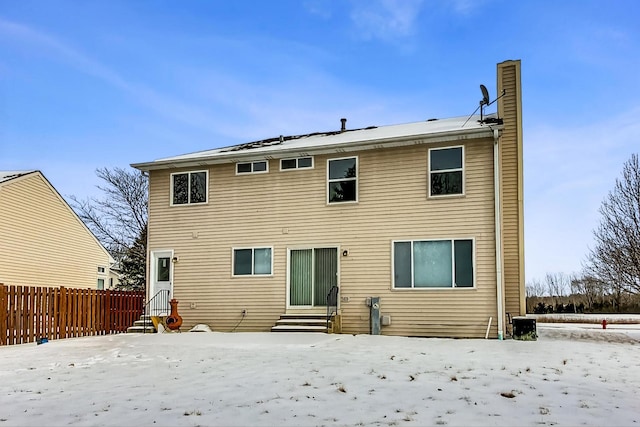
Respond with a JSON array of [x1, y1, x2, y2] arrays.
[[142, 289, 170, 334], [326, 286, 339, 332]]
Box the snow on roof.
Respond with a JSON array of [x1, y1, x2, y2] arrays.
[[131, 114, 502, 171], [0, 170, 37, 184]]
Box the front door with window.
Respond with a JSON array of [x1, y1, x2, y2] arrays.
[[289, 248, 337, 308], [150, 250, 173, 315]]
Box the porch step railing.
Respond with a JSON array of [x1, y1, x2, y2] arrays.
[[326, 285, 339, 332], [141, 289, 170, 334]]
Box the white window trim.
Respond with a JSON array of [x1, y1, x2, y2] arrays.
[[280, 156, 315, 171], [170, 170, 209, 206], [231, 246, 274, 277], [327, 156, 358, 204], [236, 161, 269, 175], [428, 146, 465, 198], [285, 245, 341, 309], [391, 237, 476, 290]]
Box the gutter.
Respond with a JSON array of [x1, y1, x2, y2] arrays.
[[493, 128, 505, 340]]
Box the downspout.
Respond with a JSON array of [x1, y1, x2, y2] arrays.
[[493, 128, 505, 340]]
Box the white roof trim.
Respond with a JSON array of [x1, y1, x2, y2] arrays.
[[131, 115, 501, 171]]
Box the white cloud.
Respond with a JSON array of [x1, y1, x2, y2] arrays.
[[349, 0, 424, 41]]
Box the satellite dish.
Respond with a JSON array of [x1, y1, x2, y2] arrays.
[[480, 84, 490, 106]]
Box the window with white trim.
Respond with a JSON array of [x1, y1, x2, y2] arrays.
[[171, 170, 208, 205], [328, 157, 357, 203], [429, 146, 464, 196], [233, 247, 273, 276], [280, 157, 313, 171], [393, 239, 474, 288], [97, 279, 105, 290], [236, 161, 268, 174]]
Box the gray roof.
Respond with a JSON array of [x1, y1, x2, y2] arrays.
[[0, 170, 37, 184], [131, 114, 502, 171]]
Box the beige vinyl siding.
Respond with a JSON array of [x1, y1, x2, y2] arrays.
[[148, 137, 498, 337], [0, 173, 111, 289], [498, 60, 525, 317]]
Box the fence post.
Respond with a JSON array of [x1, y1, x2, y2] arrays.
[[0, 284, 6, 346], [59, 287, 67, 339]]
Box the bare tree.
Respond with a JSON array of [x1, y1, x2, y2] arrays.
[[70, 167, 148, 290], [585, 153, 640, 294], [544, 272, 570, 301], [571, 273, 606, 311], [526, 279, 545, 298]]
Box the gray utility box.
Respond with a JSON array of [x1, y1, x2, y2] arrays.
[[366, 297, 381, 335], [512, 317, 537, 341]]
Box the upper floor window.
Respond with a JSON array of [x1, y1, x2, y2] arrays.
[[429, 146, 464, 196], [281, 157, 313, 171], [97, 266, 106, 274], [171, 171, 208, 205], [328, 157, 357, 203], [237, 161, 268, 175], [233, 247, 273, 276], [393, 239, 474, 288]]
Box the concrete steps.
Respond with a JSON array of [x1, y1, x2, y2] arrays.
[[271, 314, 329, 333], [127, 315, 157, 333]]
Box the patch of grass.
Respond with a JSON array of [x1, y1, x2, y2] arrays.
[[338, 385, 346, 393], [450, 376, 458, 382], [500, 392, 516, 398]]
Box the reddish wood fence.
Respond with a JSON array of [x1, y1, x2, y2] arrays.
[[0, 284, 145, 346]]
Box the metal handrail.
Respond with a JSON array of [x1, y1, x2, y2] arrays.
[[326, 286, 339, 332], [142, 289, 170, 334]]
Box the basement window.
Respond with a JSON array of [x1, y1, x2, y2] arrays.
[[393, 239, 474, 288]]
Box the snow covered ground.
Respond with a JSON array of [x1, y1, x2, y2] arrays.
[[1, 324, 639, 427]]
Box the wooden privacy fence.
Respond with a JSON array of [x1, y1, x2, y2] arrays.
[[0, 284, 145, 346]]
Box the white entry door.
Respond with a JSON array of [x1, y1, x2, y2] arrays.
[[150, 250, 173, 315]]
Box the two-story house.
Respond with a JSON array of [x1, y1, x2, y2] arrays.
[[132, 60, 524, 338]]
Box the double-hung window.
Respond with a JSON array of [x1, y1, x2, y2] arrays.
[[328, 157, 357, 203], [236, 161, 268, 174], [171, 171, 208, 205], [233, 247, 273, 276], [393, 239, 474, 288], [429, 146, 464, 196]]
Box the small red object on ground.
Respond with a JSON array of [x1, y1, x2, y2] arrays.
[[602, 319, 607, 329]]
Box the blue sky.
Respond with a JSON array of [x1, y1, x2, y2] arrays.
[[1, 0, 639, 283]]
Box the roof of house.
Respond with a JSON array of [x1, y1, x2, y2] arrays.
[[131, 114, 503, 171], [0, 170, 37, 184], [0, 169, 115, 263]]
